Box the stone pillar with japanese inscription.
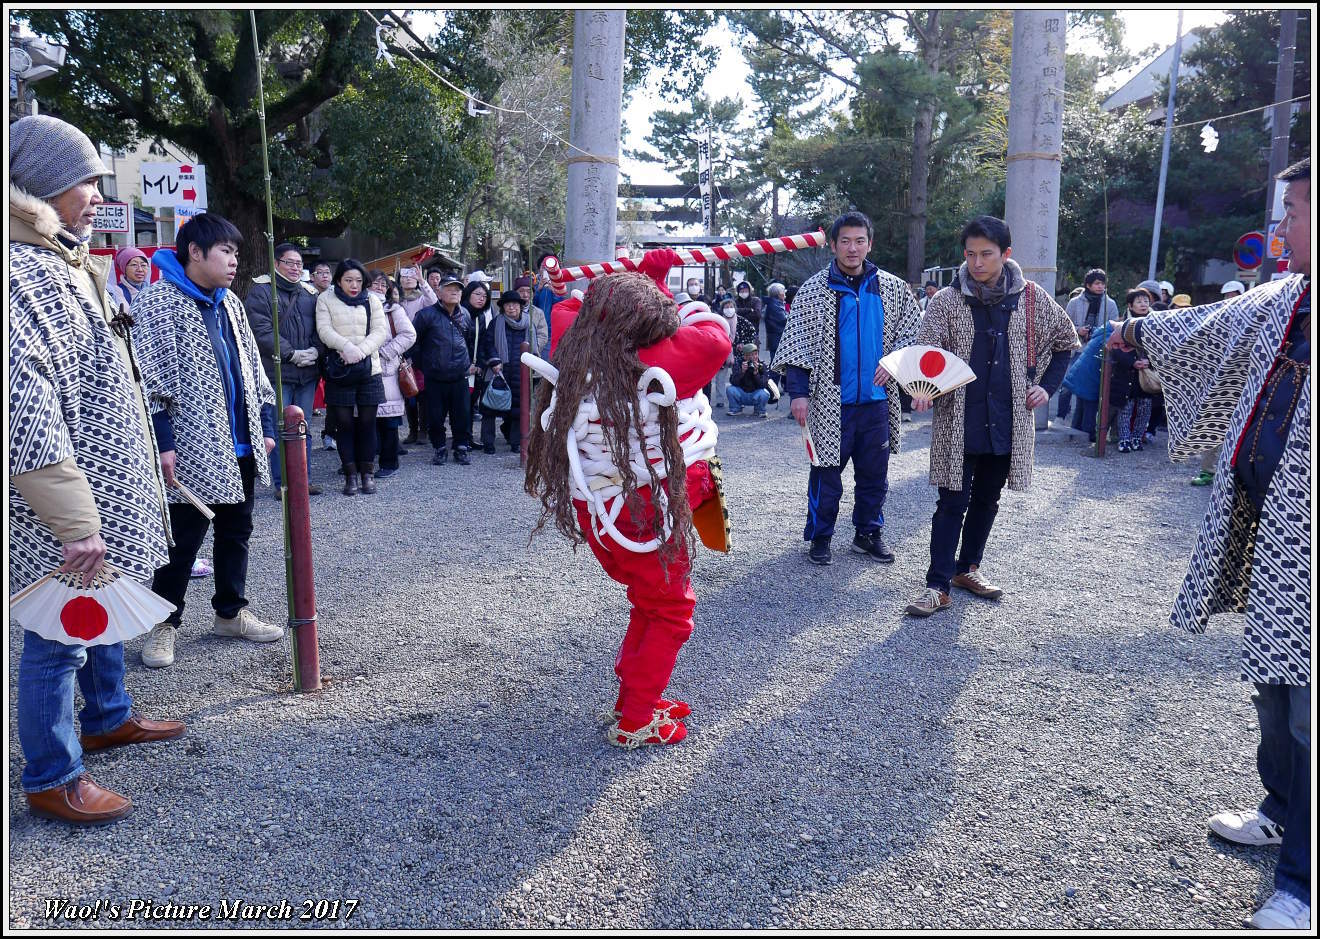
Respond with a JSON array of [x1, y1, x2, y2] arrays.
[[1005, 10, 1065, 427], [564, 11, 626, 284]]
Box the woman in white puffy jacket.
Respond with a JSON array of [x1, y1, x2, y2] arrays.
[[315, 259, 390, 495]]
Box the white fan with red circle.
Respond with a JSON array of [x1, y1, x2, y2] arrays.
[[9, 566, 176, 647], [878, 345, 977, 400]]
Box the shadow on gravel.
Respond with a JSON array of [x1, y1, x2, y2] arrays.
[[640, 612, 979, 928]]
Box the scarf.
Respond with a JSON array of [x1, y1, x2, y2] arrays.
[[493, 310, 529, 364], [958, 258, 1025, 306], [334, 285, 371, 308], [1085, 290, 1103, 327]]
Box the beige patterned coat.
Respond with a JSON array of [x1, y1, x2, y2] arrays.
[[917, 261, 1079, 492]]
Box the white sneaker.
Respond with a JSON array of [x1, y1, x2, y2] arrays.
[[141, 623, 177, 668], [1208, 809, 1284, 846], [1251, 890, 1310, 930], [212, 609, 282, 643]]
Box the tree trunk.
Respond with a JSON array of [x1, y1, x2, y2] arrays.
[[906, 13, 943, 285], [225, 196, 276, 294]]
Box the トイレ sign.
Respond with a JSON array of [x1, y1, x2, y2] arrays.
[[92, 202, 130, 234], [140, 163, 208, 209]]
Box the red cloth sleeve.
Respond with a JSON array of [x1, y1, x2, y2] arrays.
[[548, 296, 583, 356], [638, 319, 732, 399]]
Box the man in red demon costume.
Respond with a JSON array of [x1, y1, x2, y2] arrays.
[[524, 250, 731, 748]]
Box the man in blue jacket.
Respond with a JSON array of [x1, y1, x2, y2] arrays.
[[772, 211, 923, 566], [131, 214, 281, 669]]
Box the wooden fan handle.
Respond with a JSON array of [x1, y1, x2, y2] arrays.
[[908, 380, 938, 400]]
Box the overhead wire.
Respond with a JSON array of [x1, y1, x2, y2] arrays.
[[362, 11, 598, 163], [1170, 93, 1310, 130]]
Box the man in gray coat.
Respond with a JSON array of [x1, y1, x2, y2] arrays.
[[244, 242, 323, 497], [1058, 268, 1117, 421]]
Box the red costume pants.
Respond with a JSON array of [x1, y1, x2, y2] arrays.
[[575, 464, 713, 725]]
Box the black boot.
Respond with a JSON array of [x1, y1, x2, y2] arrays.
[[359, 462, 377, 495], [342, 465, 359, 495]]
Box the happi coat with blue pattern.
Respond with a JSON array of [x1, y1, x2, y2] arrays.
[[131, 271, 276, 504], [771, 265, 923, 466], [1139, 274, 1310, 686], [8, 185, 170, 593]]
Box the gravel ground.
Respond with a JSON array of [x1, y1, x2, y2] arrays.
[[8, 404, 1279, 929]]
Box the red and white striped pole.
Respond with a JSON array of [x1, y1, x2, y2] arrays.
[[546, 230, 826, 293]]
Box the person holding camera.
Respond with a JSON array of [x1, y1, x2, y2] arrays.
[[726, 343, 772, 418], [315, 259, 389, 495]]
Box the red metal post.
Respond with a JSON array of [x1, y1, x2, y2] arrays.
[[282, 405, 321, 691], [519, 340, 531, 467], [1095, 348, 1112, 458]]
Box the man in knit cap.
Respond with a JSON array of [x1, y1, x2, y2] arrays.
[[9, 115, 186, 825]]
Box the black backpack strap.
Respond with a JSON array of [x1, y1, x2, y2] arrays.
[[1025, 282, 1037, 383]]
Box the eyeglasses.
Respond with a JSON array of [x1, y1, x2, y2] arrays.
[[278, 257, 304, 268]]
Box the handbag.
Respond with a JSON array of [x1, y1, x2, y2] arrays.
[[322, 351, 371, 384], [1138, 365, 1163, 394], [322, 297, 373, 384], [385, 305, 420, 398], [480, 372, 513, 411]]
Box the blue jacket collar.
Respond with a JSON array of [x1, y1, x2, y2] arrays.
[[152, 248, 227, 310], [827, 259, 879, 292]]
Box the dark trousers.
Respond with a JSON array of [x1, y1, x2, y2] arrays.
[[401, 393, 427, 443], [377, 416, 402, 471], [926, 451, 1011, 593], [330, 405, 379, 468], [481, 407, 521, 451], [1055, 352, 1079, 418], [424, 377, 471, 453], [1070, 398, 1099, 441], [151, 455, 256, 626], [1254, 683, 1311, 901], [802, 400, 890, 542]]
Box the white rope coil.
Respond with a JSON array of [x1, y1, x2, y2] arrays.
[[519, 299, 726, 554]]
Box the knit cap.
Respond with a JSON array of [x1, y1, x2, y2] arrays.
[[513, 275, 532, 290], [10, 115, 109, 200], [114, 245, 148, 275]]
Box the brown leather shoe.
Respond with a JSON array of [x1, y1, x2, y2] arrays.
[[26, 774, 133, 825], [80, 714, 186, 753], [905, 587, 952, 618], [951, 566, 1004, 600]]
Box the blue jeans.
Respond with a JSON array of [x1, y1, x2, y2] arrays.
[[17, 631, 133, 792], [803, 401, 890, 542], [1254, 682, 1310, 901], [269, 379, 318, 487], [726, 386, 770, 414]]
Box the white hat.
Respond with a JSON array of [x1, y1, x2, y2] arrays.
[[1159, 280, 1174, 294], [1221, 280, 1245, 295], [465, 269, 492, 285]]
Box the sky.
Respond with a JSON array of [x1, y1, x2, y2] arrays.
[[620, 9, 1234, 187]]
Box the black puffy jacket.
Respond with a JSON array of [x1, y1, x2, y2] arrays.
[[411, 303, 474, 381], [244, 274, 322, 385]]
